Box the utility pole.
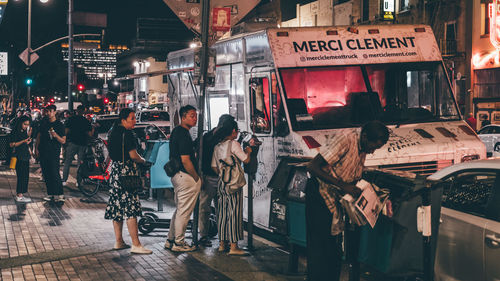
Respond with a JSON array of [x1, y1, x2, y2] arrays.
[[193, 0, 210, 246], [67, 0, 73, 112], [26, 0, 31, 109]]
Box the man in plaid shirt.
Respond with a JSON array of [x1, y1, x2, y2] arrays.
[[306, 121, 389, 281]]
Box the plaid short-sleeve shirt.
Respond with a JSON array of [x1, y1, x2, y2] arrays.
[[318, 129, 366, 235]]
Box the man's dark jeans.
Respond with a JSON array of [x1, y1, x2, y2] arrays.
[[40, 152, 64, 196], [306, 177, 342, 281]]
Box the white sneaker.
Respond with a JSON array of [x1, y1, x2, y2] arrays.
[[15, 196, 31, 203], [62, 181, 68, 187], [55, 195, 65, 202], [43, 196, 54, 202], [171, 241, 196, 252]]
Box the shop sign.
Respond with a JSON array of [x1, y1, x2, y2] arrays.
[[383, 0, 394, 21]]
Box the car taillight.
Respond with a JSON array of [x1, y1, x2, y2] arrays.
[[461, 154, 480, 162], [302, 136, 321, 149]]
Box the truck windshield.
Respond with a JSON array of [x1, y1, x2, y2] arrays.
[[279, 62, 459, 131]]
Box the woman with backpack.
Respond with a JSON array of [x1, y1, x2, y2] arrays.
[[211, 119, 253, 255]]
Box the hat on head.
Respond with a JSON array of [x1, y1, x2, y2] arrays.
[[216, 114, 234, 129]]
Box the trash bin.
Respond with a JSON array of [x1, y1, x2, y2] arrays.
[[358, 170, 444, 277]]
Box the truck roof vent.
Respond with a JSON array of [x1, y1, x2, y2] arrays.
[[458, 125, 476, 136], [436, 127, 457, 139], [326, 30, 338, 35], [414, 129, 434, 139]]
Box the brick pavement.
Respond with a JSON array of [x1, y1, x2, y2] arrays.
[[0, 163, 311, 281]]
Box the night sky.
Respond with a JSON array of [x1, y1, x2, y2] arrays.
[[0, 0, 183, 97]]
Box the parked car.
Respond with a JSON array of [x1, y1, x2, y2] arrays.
[[94, 114, 119, 140], [428, 159, 500, 281], [135, 110, 170, 135], [477, 124, 500, 157]]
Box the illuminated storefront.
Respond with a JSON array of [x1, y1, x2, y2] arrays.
[[471, 0, 500, 126]]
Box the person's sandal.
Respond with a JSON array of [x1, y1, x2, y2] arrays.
[[228, 248, 249, 256], [218, 242, 228, 252], [113, 242, 131, 250], [130, 245, 153, 254]]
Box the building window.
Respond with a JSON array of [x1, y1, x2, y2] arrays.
[[362, 0, 369, 22], [481, 3, 490, 36], [399, 0, 409, 11], [163, 75, 168, 84], [334, 0, 350, 4]]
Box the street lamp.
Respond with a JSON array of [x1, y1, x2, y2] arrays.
[[18, 0, 49, 108]]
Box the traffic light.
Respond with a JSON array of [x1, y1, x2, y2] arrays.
[[50, 98, 55, 103], [103, 98, 109, 104], [77, 84, 85, 92], [25, 78, 33, 86]]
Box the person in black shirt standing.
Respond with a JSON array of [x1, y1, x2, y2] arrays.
[[164, 105, 201, 252], [62, 105, 92, 186], [9, 115, 32, 203], [35, 105, 66, 203], [104, 108, 152, 254]]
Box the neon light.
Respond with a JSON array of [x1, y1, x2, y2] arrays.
[[472, 51, 499, 68], [489, 1, 500, 49]]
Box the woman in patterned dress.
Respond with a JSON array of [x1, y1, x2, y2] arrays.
[[211, 119, 253, 255], [104, 108, 152, 254]]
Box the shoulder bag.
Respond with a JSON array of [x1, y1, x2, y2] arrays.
[[118, 132, 142, 193], [219, 141, 246, 193]]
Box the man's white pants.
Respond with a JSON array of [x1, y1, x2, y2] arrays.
[[167, 171, 202, 245]]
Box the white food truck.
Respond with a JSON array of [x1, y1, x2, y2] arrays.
[[166, 25, 486, 236]]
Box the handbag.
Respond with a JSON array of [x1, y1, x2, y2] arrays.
[[9, 147, 16, 170], [118, 132, 142, 193], [164, 157, 182, 177], [219, 140, 246, 193]]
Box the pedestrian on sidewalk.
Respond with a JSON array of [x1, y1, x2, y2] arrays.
[[196, 114, 235, 247], [164, 105, 201, 252], [104, 108, 152, 255], [62, 105, 92, 186], [35, 105, 66, 203], [9, 115, 32, 203], [211, 119, 253, 256], [305, 121, 389, 281]]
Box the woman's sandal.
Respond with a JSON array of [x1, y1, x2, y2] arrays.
[[228, 248, 250, 256], [113, 242, 131, 250]]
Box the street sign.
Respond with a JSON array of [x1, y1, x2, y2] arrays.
[[162, 0, 260, 45], [0, 52, 7, 75], [19, 48, 39, 66], [212, 7, 231, 32]]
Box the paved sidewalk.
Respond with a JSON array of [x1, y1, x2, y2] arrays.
[[0, 163, 308, 281]]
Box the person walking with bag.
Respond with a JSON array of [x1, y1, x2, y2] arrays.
[[9, 115, 32, 202], [211, 119, 253, 256], [104, 108, 152, 255]]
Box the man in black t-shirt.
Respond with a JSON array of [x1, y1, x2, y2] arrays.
[[62, 105, 92, 186], [165, 105, 201, 252], [35, 105, 67, 202]]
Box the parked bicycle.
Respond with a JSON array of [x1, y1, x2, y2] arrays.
[[76, 137, 111, 197]]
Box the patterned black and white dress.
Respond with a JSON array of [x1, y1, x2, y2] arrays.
[[104, 160, 142, 221]]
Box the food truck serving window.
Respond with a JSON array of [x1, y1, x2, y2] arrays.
[[279, 62, 459, 131]]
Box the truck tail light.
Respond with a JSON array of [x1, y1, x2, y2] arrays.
[[277, 31, 289, 37], [302, 136, 321, 149], [414, 27, 426, 32], [326, 30, 338, 35]]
